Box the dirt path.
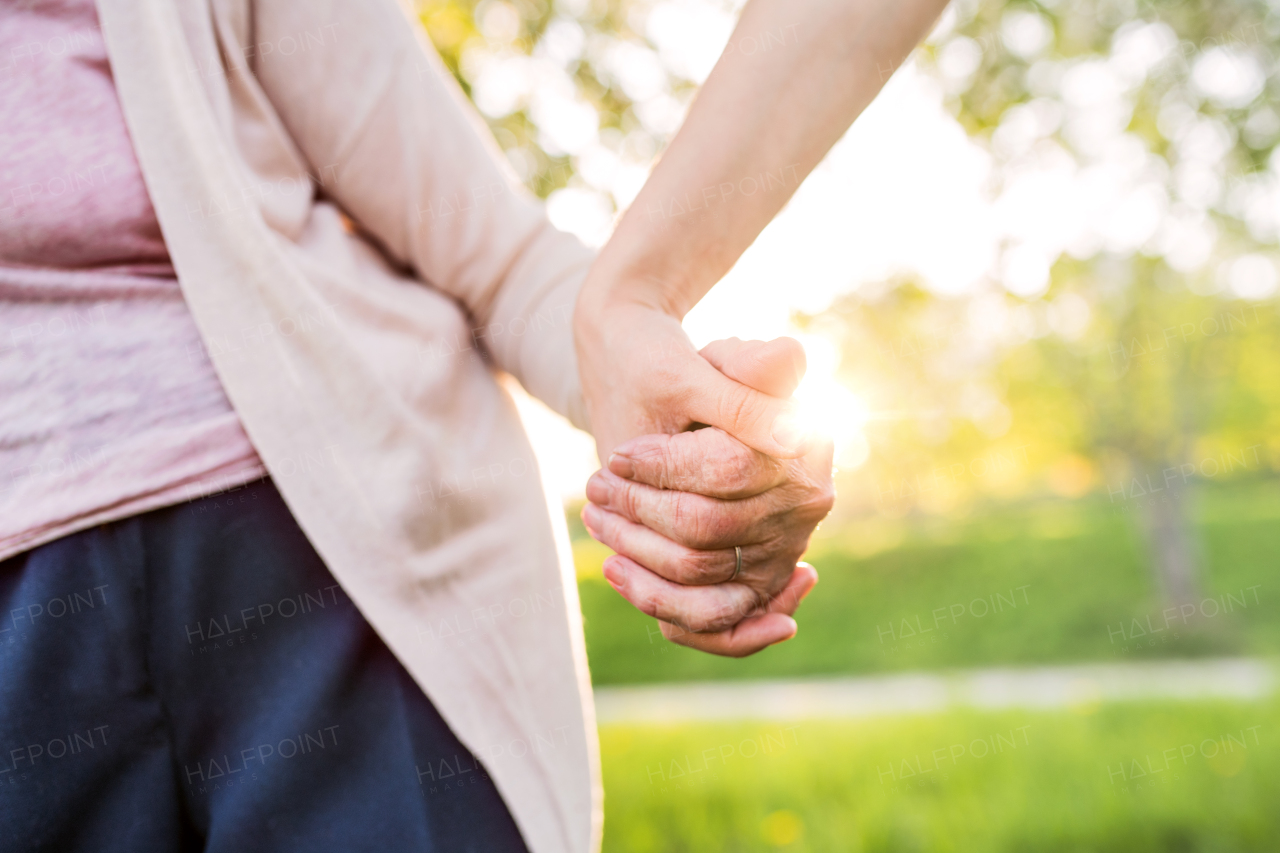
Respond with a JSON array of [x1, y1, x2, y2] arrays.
[[593, 657, 1277, 724]]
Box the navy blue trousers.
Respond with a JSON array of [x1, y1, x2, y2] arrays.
[[0, 478, 529, 852]]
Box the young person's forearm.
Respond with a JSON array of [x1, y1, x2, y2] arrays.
[[589, 0, 949, 318]]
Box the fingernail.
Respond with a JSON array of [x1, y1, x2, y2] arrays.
[[602, 557, 627, 591], [801, 563, 818, 597], [581, 503, 603, 539], [771, 412, 807, 451], [585, 473, 613, 505], [607, 452, 635, 479]]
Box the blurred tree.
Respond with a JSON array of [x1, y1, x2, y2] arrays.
[[816, 0, 1280, 607], [417, 0, 714, 242]]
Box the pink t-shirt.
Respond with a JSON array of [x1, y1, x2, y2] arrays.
[[0, 0, 266, 560]]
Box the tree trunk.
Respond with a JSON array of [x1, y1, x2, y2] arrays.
[[1138, 484, 1201, 607]]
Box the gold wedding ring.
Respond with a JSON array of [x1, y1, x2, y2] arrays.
[[732, 545, 742, 581]]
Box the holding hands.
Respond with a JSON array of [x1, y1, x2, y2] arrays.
[[575, 295, 834, 657], [569, 0, 947, 658]]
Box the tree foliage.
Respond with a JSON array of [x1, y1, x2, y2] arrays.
[[818, 0, 1280, 528]]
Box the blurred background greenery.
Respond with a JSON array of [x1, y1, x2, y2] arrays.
[[417, 0, 1280, 849]]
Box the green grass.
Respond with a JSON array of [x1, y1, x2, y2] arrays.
[[576, 480, 1280, 685], [599, 698, 1280, 852]]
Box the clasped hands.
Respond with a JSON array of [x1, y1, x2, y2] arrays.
[[574, 293, 835, 658]]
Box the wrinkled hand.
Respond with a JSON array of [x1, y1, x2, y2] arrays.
[[580, 337, 835, 657]]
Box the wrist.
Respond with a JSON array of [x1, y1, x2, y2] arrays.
[[575, 261, 690, 336]]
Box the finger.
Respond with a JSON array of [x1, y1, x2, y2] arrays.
[[700, 337, 807, 398], [678, 357, 814, 458], [666, 613, 797, 656], [661, 563, 819, 657], [601, 553, 761, 634], [583, 502, 782, 587], [606, 428, 786, 499], [586, 468, 781, 550]]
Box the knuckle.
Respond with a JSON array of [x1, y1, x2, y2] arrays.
[[786, 476, 836, 525], [804, 483, 836, 519], [616, 481, 644, 521], [692, 506, 737, 549], [762, 559, 797, 598], [716, 384, 759, 434], [712, 445, 766, 493], [671, 493, 719, 549], [673, 429, 755, 495], [708, 508, 737, 543], [669, 490, 694, 530]]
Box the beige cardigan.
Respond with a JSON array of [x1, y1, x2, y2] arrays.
[[95, 0, 602, 850]]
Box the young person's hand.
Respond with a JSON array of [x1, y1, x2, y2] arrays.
[[574, 290, 813, 464]]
